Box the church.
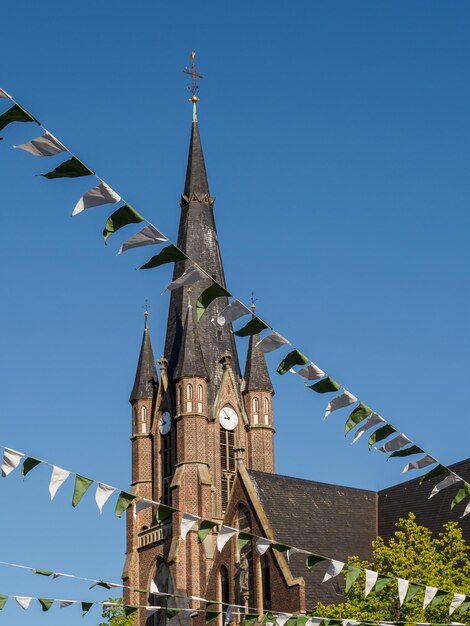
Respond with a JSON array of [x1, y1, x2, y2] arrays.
[[121, 93, 470, 625]]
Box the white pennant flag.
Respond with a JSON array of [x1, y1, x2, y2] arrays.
[[397, 578, 409, 606], [352, 412, 385, 444], [146, 607, 160, 618], [256, 332, 290, 353], [163, 265, 205, 293], [255, 537, 272, 555], [429, 473, 462, 498], [1, 448, 24, 476], [461, 500, 470, 518], [322, 559, 345, 582], [95, 483, 116, 514], [118, 224, 167, 255], [15, 596, 32, 609], [286, 547, 309, 564], [150, 580, 160, 595], [181, 513, 200, 540], [134, 498, 156, 519], [423, 586, 438, 609], [216, 300, 251, 326], [306, 618, 323, 626], [0, 87, 11, 98], [402, 454, 436, 474], [377, 434, 412, 453], [324, 390, 358, 419], [291, 363, 326, 381], [59, 600, 77, 608], [365, 569, 378, 597], [49, 466, 71, 500], [72, 181, 121, 216], [217, 525, 237, 551], [225, 605, 237, 626], [14, 131, 66, 157], [276, 613, 292, 626], [449, 593, 466, 615]]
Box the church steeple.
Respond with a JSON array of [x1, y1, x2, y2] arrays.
[[130, 310, 158, 402], [183, 122, 210, 200], [243, 334, 274, 393], [174, 289, 209, 380]]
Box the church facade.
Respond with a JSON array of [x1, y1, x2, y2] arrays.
[[122, 110, 470, 625]]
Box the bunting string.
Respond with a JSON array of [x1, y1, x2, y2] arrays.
[[0, 89, 468, 515]]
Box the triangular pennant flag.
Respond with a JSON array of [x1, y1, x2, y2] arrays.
[[38, 598, 54, 611], [82, 602, 93, 616], [15, 596, 32, 609], [277, 349, 309, 375], [95, 483, 117, 514], [59, 600, 77, 608], [245, 613, 260, 626], [118, 224, 167, 255], [402, 454, 436, 474], [125, 605, 139, 618], [49, 466, 71, 500], [377, 434, 412, 453], [351, 412, 385, 444], [72, 474, 94, 507], [217, 525, 237, 551], [155, 503, 177, 523], [237, 531, 252, 552], [404, 582, 422, 604], [22, 456, 44, 478], [388, 444, 424, 458], [164, 264, 206, 293], [146, 606, 160, 618], [134, 498, 155, 519], [368, 424, 397, 449], [103, 204, 144, 241], [197, 284, 231, 320], [0, 87, 11, 98], [140, 244, 188, 270], [41, 156, 94, 179], [286, 547, 309, 564], [181, 512, 201, 540], [150, 580, 159, 595], [429, 473, 462, 498], [72, 181, 121, 216], [292, 363, 325, 381], [456, 596, 470, 613], [276, 613, 293, 626], [234, 316, 270, 337], [450, 593, 466, 615], [255, 537, 273, 555], [256, 332, 290, 353], [374, 574, 392, 593], [306, 554, 326, 572], [427, 589, 449, 609], [225, 605, 237, 625], [344, 404, 373, 435], [1, 448, 24, 476], [420, 464, 447, 484], [198, 519, 218, 543], [308, 377, 341, 394], [271, 542, 290, 552], [344, 565, 361, 593], [397, 578, 409, 606], [451, 482, 470, 509], [115, 491, 137, 517], [0, 104, 37, 131], [325, 391, 358, 419], [364, 569, 378, 597], [322, 559, 345, 582], [216, 299, 251, 326], [461, 500, 470, 518], [15, 131, 66, 156], [0, 595, 7, 609]]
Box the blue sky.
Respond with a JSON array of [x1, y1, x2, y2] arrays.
[[0, 1, 469, 624]]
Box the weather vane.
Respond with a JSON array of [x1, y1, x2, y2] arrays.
[[250, 291, 258, 313], [183, 51, 203, 101]]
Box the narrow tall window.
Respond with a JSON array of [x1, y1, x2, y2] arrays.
[[161, 431, 172, 505], [176, 385, 181, 411], [133, 407, 137, 434], [187, 384, 193, 412], [253, 397, 259, 424], [197, 384, 203, 413], [220, 565, 230, 615], [264, 398, 269, 425], [147, 561, 173, 626], [220, 429, 235, 510], [261, 554, 271, 611], [141, 406, 147, 434]]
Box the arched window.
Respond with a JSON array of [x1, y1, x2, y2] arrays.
[[197, 384, 203, 413], [161, 429, 172, 505], [176, 385, 181, 410], [220, 565, 230, 615], [187, 384, 193, 412], [261, 554, 271, 611], [264, 398, 269, 425], [133, 407, 137, 433], [147, 561, 174, 626], [220, 418, 235, 510], [253, 397, 259, 424], [141, 406, 147, 434]]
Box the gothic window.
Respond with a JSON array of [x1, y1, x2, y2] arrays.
[[220, 429, 235, 510], [220, 565, 230, 613], [161, 431, 172, 506], [133, 407, 137, 433], [253, 397, 259, 424], [197, 384, 203, 413], [264, 398, 269, 424], [187, 384, 193, 412], [147, 561, 174, 626], [261, 554, 271, 611], [141, 405, 147, 434], [176, 385, 181, 410]]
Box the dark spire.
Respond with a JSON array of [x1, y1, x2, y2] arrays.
[[244, 334, 274, 393], [130, 311, 158, 402], [174, 290, 208, 380], [183, 122, 210, 198]]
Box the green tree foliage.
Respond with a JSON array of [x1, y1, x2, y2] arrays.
[[99, 597, 137, 626], [315, 513, 470, 623]]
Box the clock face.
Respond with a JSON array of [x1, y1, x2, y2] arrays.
[[219, 406, 238, 431], [159, 411, 171, 435]]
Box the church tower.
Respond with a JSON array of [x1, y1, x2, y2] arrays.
[[123, 67, 276, 621]]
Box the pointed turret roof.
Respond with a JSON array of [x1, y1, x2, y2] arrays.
[[174, 296, 208, 380], [130, 313, 158, 402], [244, 334, 274, 393], [183, 122, 210, 198]]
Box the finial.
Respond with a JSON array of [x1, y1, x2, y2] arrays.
[[183, 51, 203, 122], [221, 351, 232, 370], [250, 292, 258, 317], [187, 287, 192, 308], [143, 299, 151, 329]]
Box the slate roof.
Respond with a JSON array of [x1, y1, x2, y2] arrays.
[[129, 318, 158, 402], [174, 303, 208, 380], [244, 334, 274, 393], [247, 470, 377, 608]]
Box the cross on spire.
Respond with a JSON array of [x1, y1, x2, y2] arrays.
[[183, 51, 203, 122]]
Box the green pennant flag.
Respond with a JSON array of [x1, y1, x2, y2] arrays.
[[41, 156, 94, 179], [124, 605, 139, 618], [308, 377, 341, 394], [22, 457, 44, 478], [344, 565, 361, 593], [198, 519, 218, 543], [233, 316, 270, 337], [0, 596, 7, 610], [72, 474, 94, 507], [0, 103, 37, 131], [451, 482, 470, 509], [261, 612, 275, 624], [367, 424, 396, 448], [205, 610, 221, 623], [167, 608, 181, 620], [277, 349, 309, 375], [115, 491, 137, 517], [306, 554, 326, 572], [344, 403, 372, 435], [90, 580, 112, 589], [374, 574, 392, 593], [388, 445, 424, 459], [419, 464, 447, 484], [196, 284, 231, 321], [245, 614, 260, 626], [403, 582, 422, 604], [271, 542, 290, 552], [457, 596, 470, 613], [103, 204, 144, 241], [428, 589, 448, 608], [32, 569, 53, 577], [237, 531, 252, 552], [82, 602, 93, 616], [296, 616, 308, 626], [38, 598, 54, 612], [156, 503, 177, 523], [140, 244, 188, 270]]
